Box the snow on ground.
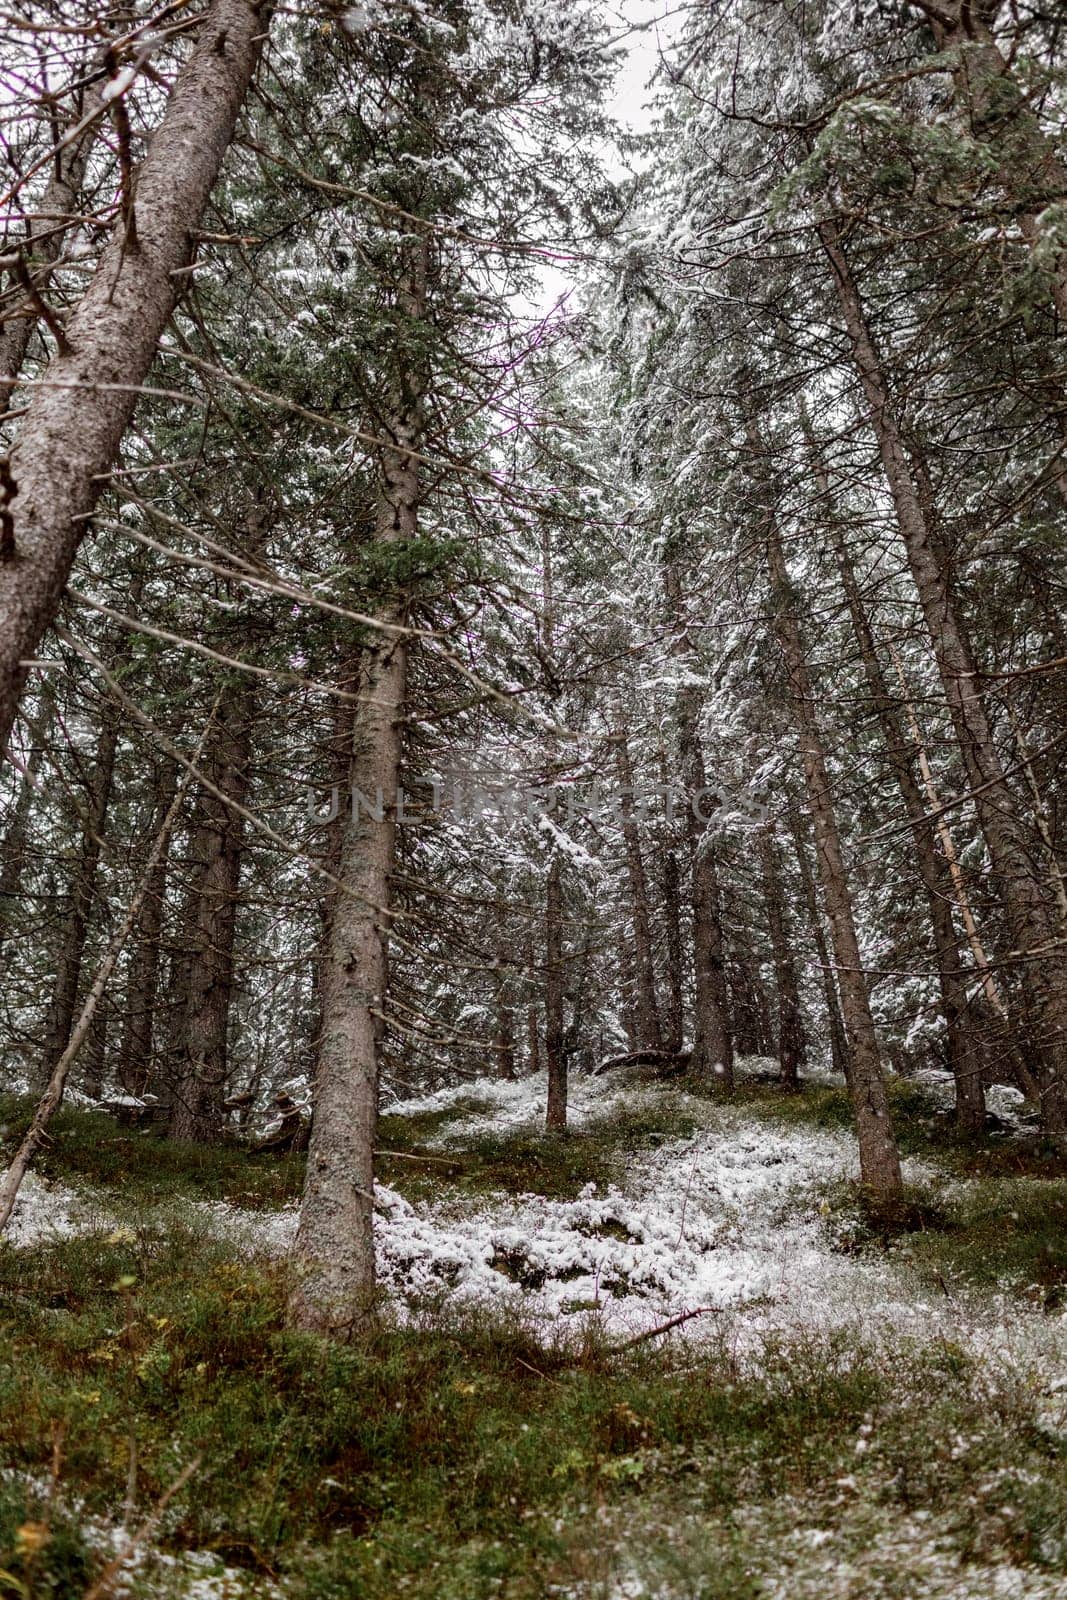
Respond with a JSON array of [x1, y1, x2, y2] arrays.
[[6, 1066, 1067, 1385], [3, 1169, 109, 1248], [911, 1067, 1031, 1127], [193, 1068, 1067, 1385]]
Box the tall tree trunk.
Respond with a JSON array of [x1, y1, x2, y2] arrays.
[[614, 722, 662, 1051], [728, 953, 761, 1058], [526, 1000, 540, 1077], [168, 679, 254, 1142], [81, 991, 109, 1101], [493, 961, 517, 1081], [545, 855, 567, 1129], [0, 0, 269, 758], [38, 702, 119, 1083], [0, 731, 199, 1234], [0, 682, 53, 952], [758, 823, 807, 1090], [890, 649, 1042, 1105], [664, 563, 734, 1086], [290, 416, 417, 1338], [810, 434, 985, 1129], [305, 651, 363, 1120], [524, 927, 540, 1076], [1008, 706, 1067, 936], [732, 927, 775, 1059], [821, 216, 1067, 1132], [888, 646, 1009, 1027], [751, 414, 903, 1196], [116, 759, 178, 1098], [787, 800, 850, 1079], [661, 846, 685, 1054], [615, 926, 640, 1052]]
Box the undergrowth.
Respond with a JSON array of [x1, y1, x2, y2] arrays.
[[0, 1090, 700, 1212], [735, 1076, 1067, 1178], [886, 1179, 1067, 1309], [729, 1080, 1067, 1303], [0, 1096, 305, 1210], [377, 1096, 703, 1201], [0, 1222, 1064, 1598]]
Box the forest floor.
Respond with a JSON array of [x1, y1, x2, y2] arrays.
[[1, 1061, 1066, 1598]]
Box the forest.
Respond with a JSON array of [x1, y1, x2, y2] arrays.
[[1, 0, 1067, 1594]]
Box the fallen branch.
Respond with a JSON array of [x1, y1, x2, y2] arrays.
[[609, 1307, 722, 1353], [595, 1049, 691, 1078], [81, 1453, 202, 1600], [374, 1148, 464, 1166]]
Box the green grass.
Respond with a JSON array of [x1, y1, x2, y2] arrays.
[[375, 1094, 497, 1155], [0, 1088, 702, 1212], [882, 1177, 1067, 1307], [377, 1096, 703, 1201], [737, 1076, 1067, 1177], [0, 1095, 305, 1210], [0, 1223, 1064, 1598], [734, 1080, 1067, 1303]]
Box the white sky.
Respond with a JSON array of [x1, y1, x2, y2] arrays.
[[525, 0, 681, 315], [606, 0, 681, 137]]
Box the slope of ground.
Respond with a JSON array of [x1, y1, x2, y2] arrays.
[[0, 1064, 1065, 1598]]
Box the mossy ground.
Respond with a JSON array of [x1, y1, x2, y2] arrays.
[[0, 1084, 1065, 1597], [0, 1229, 1064, 1598], [376, 1094, 703, 1201], [0, 1095, 305, 1210], [733, 1074, 1065, 1179], [732, 1077, 1067, 1304]]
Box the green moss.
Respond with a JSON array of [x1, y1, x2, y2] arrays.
[[738, 1077, 1067, 1179], [0, 1096, 305, 1210], [0, 1220, 1063, 1597], [378, 1098, 704, 1201], [892, 1178, 1067, 1303]]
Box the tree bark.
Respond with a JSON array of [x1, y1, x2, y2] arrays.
[[116, 759, 178, 1098], [545, 855, 567, 1129], [168, 679, 254, 1142], [751, 414, 903, 1195], [0, 719, 201, 1234], [0, 0, 269, 758], [289, 418, 416, 1338], [81, 991, 109, 1101], [787, 801, 850, 1080], [38, 702, 119, 1083], [730, 928, 775, 1059], [615, 926, 639, 1052], [614, 722, 662, 1051], [664, 562, 734, 1087], [758, 823, 807, 1090], [821, 215, 1067, 1132], [661, 846, 685, 1054], [493, 961, 517, 1080], [526, 1000, 540, 1077], [0, 681, 53, 952], [811, 435, 986, 1130]]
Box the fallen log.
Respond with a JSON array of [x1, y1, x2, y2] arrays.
[[594, 1049, 691, 1078]]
